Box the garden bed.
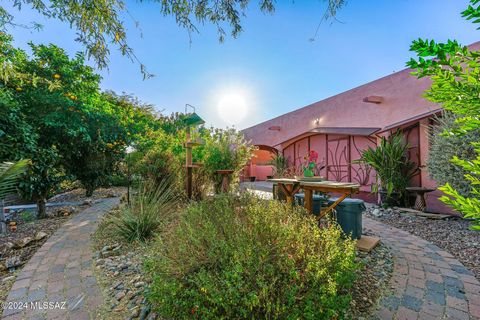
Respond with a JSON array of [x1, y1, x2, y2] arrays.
[[365, 205, 480, 280], [92, 196, 395, 320]]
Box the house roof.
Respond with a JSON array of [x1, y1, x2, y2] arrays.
[[242, 42, 480, 148]]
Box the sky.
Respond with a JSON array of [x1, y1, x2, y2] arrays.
[[5, 0, 479, 129]]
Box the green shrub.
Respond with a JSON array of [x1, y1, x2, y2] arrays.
[[203, 128, 256, 192], [428, 112, 478, 197], [145, 194, 357, 319], [112, 177, 179, 242]]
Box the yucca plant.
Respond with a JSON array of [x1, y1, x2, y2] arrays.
[[0, 159, 30, 200], [112, 176, 180, 242], [357, 132, 416, 205]]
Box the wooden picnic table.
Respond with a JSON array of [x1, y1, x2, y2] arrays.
[[268, 178, 360, 219], [268, 178, 301, 205]]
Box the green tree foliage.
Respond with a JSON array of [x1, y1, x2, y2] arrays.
[[406, 0, 480, 229], [428, 112, 479, 197], [0, 34, 130, 215], [145, 193, 357, 319], [0, 1, 346, 77]]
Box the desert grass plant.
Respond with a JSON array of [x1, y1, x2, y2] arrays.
[[144, 193, 357, 319], [112, 176, 180, 243]]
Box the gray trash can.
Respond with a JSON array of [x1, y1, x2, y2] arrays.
[[295, 193, 328, 216], [328, 197, 365, 239]]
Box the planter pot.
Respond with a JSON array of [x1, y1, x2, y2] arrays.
[[378, 190, 401, 207]]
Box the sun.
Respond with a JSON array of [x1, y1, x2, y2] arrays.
[[217, 90, 249, 125]]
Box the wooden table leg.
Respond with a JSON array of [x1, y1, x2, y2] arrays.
[[221, 174, 229, 193], [278, 183, 301, 206], [318, 193, 349, 220], [304, 188, 313, 215]]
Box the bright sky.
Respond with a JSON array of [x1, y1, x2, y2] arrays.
[[6, 0, 479, 129]]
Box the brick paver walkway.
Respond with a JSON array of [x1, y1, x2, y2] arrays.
[[365, 217, 480, 320], [2, 198, 119, 320]]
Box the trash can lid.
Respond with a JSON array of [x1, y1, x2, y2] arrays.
[[328, 197, 365, 207]]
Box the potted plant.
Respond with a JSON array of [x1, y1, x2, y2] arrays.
[[302, 150, 318, 177], [357, 132, 416, 206]]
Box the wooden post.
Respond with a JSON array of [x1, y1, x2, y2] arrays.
[[304, 188, 313, 215], [186, 126, 193, 199]]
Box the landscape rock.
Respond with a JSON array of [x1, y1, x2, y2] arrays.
[[5, 256, 22, 269], [131, 307, 140, 318], [14, 236, 34, 249], [115, 290, 126, 301], [34, 231, 48, 241]]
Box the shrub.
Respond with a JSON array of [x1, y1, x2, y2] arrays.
[[428, 112, 478, 197], [203, 128, 256, 192], [145, 194, 357, 319], [112, 177, 179, 242]]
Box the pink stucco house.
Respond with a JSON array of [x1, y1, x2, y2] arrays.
[[241, 52, 478, 214]]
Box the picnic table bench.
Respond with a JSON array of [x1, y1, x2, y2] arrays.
[[267, 178, 360, 219]]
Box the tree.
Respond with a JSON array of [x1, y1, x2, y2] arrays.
[[406, 0, 480, 229], [0, 34, 130, 215], [0, 1, 346, 77]]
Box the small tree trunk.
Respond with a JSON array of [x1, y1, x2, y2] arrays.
[[85, 186, 94, 197], [37, 198, 47, 219]]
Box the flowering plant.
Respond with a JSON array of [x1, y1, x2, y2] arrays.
[[302, 150, 318, 177]]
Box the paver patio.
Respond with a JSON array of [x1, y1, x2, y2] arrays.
[[2, 198, 119, 320], [365, 217, 480, 320]]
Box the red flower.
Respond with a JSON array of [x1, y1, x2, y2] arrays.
[[308, 150, 318, 163]]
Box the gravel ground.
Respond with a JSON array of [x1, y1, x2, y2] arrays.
[[365, 205, 480, 281], [349, 239, 394, 319]]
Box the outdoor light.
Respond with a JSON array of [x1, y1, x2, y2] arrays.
[[184, 104, 205, 126]]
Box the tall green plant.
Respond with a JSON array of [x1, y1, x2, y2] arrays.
[[406, 0, 480, 229], [357, 132, 416, 203]]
